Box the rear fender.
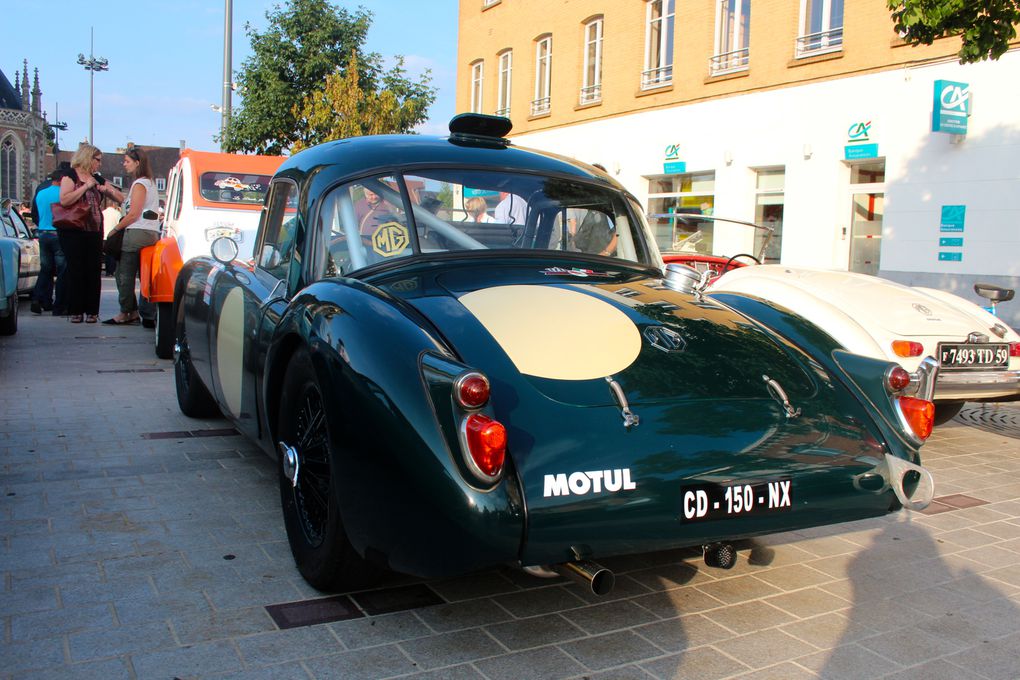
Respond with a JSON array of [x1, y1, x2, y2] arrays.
[[711, 292, 926, 460], [141, 237, 184, 303], [265, 279, 525, 577]]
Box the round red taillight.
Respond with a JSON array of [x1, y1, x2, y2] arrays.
[[887, 366, 911, 392], [455, 372, 490, 409], [463, 413, 506, 479]]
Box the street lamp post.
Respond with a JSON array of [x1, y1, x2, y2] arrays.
[[221, 0, 233, 150], [50, 102, 68, 154], [76, 27, 109, 145]]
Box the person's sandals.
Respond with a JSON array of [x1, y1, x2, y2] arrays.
[[102, 315, 139, 325], [85, 315, 99, 324], [70, 315, 84, 323]]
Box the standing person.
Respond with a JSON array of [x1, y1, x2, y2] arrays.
[[58, 144, 123, 323], [104, 147, 161, 325], [494, 191, 528, 226], [30, 169, 68, 315], [101, 197, 122, 277], [464, 196, 495, 223], [354, 187, 398, 234]]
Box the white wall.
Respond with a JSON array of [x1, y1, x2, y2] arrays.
[[513, 50, 1020, 282]]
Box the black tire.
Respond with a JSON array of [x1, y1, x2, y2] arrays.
[[155, 302, 174, 359], [0, 293, 17, 336], [174, 321, 220, 418], [933, 401, 965, 426], [278, 349, 376, 592]]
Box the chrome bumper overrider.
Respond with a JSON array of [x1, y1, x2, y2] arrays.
[[854, 454, 935, 511]]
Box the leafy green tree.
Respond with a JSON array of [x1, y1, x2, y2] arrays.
[[290, 50, 435, 152], [225, 0, 436, 154], [889, 0, 1020, 63]]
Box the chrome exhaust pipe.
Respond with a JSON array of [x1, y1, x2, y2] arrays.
[[555, 560, 615, 596]]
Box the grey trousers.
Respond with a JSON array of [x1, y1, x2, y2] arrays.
[[116, 229, 161, 314]]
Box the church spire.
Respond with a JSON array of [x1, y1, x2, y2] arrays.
[[32, 67, 41, 115], [21, 59, 30, 111]]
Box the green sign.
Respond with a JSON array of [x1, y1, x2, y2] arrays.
[[938, 252, 962, 262], [932, 80, 969, 134], [940, 205, 966, 232], [939, 237, 963, 247]]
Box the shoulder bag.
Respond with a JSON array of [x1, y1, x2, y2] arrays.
[[103, 228, 125, 259]]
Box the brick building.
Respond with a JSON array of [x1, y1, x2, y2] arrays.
[[0, 60, 51, 203], [456, 1, 1020, 325]]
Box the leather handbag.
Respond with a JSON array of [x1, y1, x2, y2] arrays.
[[103, 228, 125, 259], [51, 198, 91, 230]]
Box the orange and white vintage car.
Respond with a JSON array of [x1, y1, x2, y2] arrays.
[[141, 149, 283, 358]]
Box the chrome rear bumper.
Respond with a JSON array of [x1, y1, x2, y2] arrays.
[[935, 369, 1020, 401]]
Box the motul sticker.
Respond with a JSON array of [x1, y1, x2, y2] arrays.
[[543, 469, 636, 497]]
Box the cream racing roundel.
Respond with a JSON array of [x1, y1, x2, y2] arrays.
[[459, 285, 641, 380]]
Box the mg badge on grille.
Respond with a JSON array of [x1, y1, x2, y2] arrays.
[[643, 325, 686, 353]]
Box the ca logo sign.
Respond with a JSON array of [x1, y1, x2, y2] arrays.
[[847, 121, 871, 141], [940, 84, 969, 112], [664, 144, 681, 160]]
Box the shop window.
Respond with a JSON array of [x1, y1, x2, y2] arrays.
[[112, 176, 123, 188], [754, 168, 784, 263], [580, 17, 603, 105], [496, 50, 512, 116], [711, 0, 750, 75], [796, 0, 844, 58], [646, 171, 715, 253], [156, 178, 166, 191], [642, 0, 674, 89], [532, 35, 552, 115], [470, 61, 484, 113]]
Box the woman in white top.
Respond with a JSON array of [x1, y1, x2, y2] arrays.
[[104, 147, 162, 324], [464, 196, 495, 223]]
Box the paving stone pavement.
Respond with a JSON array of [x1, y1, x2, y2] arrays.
[[2, 282, 1020, 679]]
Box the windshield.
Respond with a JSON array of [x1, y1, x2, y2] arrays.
[[319, 169, 661, 275], [199, 172, 272, 205]]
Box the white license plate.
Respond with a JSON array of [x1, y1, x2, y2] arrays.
[[938, 343, 1009, 370], [206, 228, 241, 243]]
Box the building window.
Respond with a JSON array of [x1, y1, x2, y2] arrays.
[[112, 176, 123, 188], [497, 50, 513, 116], [646, 171, 716, 253], [470, 61, 484, 113], [580, 17, 604, 105], [643, 0, 674, 89], [0, 137, 17, 199], [156, 177, 166, 191], [711, 0, 750, 75], [483, 0, 500, 7], [532, 35, 552, 116], [796, 0, 844, 57], [754, 168, 784, 264]]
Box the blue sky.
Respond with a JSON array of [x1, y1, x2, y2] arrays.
[[4, 1, 459, 153]]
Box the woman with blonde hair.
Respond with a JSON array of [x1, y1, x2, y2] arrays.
[[464, 196, 495, 223], [104, 146, 161, 325], [58, 143, 123, 323]]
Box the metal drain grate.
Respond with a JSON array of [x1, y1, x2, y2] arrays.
[[265, 584, 444, 630], [141, 428, 239, 440], [920, 493, 989, 515], [955, 404, 1020, 439]]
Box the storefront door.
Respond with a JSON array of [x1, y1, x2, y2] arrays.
[[847, 161, 885, 275]]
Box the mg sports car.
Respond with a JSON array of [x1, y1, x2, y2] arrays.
[[172, 115, 938, 594], [662, 216, 1020, 425]]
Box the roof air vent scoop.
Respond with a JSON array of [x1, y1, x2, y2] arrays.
[[449, 113, 513, 148]]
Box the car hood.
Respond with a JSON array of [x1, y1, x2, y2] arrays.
[[713, 265, 990, 338]]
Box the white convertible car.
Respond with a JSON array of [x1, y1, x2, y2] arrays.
[[660, 217, 1019, 425]]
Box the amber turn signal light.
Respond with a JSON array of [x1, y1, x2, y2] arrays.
[[892, 340, 924, 357], [898, 397, 935, 440]]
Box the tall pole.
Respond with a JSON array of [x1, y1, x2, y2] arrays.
[[77, 27, 109, 145], [221, 0, 233, 151]]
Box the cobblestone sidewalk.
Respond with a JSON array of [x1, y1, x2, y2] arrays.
[[2, 284, 1020, 679]]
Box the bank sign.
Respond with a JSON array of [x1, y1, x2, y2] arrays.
[[844, 121, 878, 160], [932, 80, 970, 134]]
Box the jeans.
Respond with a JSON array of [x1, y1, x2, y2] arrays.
[[116, 229, 160, 314], [32, 231, 66, 311]]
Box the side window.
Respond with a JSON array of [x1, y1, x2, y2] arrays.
[[320, 176, 409, 276], [258, 181, 300, 280], [171, 171, 184, 221]]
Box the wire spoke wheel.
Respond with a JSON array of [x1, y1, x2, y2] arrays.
[[292, 388, 332, 547]]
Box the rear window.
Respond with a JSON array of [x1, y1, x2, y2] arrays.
[[199, 172, 272, 205]]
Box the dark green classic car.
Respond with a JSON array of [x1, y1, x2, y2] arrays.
[[172, 114, 939, 595]]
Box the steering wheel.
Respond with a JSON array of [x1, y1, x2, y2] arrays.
[[723, 253, 760, 272]]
